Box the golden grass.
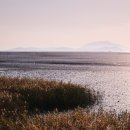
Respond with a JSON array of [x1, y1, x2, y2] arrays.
[[1, 76, 130, 130], [1, 108, 130, 130], [0, 76, 98, 114]]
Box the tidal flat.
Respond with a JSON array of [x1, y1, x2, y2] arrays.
[[0, 52, 130, 112]]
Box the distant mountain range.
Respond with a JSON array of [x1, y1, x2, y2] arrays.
[[7, 41, 130, 52], [78, 41, 129, 52], [8, 47, 74, 52]]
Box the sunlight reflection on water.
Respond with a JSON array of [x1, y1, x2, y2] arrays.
[[1, 52, 130, 112]]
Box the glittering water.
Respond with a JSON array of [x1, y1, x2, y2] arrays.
[[0, 52, 130, 112]]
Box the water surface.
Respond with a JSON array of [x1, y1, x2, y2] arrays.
[[0, 52, 130, 112]]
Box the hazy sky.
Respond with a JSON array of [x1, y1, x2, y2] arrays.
[[0, 0, 130, 50]]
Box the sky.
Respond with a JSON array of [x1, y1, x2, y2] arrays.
[[0, 0, 130, 50]]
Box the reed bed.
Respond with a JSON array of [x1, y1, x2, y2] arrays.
[[1, 108, 130, 130], [0, 76, 98, 114], [1, 76, 130, 130]]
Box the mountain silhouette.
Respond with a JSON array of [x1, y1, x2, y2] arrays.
[[7, 41, 129, 52]]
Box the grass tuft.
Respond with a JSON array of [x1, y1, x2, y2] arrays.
[[0, 76, 98, 113]]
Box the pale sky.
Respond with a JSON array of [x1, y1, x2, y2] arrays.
[[0, 0, 130, 50]]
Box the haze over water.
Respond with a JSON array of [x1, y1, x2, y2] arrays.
[[0, 52, 130, 112]]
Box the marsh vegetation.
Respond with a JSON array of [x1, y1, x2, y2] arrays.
[[0, 77, 130, 130]]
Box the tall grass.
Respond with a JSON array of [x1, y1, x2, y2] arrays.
[[1, 108, 130, 130], [1, 76, 130, 130], [0, 76, 98, 114]]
